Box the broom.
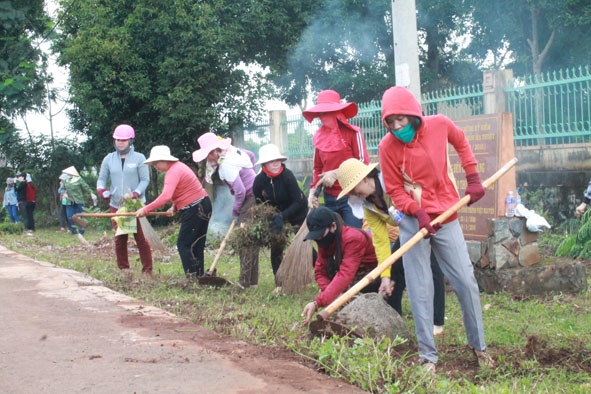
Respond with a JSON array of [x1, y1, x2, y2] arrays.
[[276, 185, 324, 295]]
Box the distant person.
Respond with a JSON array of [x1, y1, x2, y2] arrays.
[[300, 207, 399, 325], [379, 86, 493, 373], [336, 158, 446, 336], [61, 166, 96, 242], [14, 172, 31, 234], [137, 145, 211, 277], [57, 174, 68, 232], [575, 178, 591, 217], [3, 177, 19, 223], [97, 124, 153, 275], [303, 89, 369, 228], [192, 132, 258, 288], [25, 173, 36, 232], [253, 144, 307, 288]]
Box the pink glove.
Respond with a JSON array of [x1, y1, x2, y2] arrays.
[[414, 209, 441, 239], [132, 191, 140, 199], [465, 173, 485, 206]]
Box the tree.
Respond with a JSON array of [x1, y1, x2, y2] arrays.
[[53, 0, 316, 167], [0, 0, 50, 144], [272, 0, 395, 106], [467, 0, 591, 76]]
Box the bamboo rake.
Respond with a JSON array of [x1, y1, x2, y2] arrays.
[[317, 158, 518, 321]]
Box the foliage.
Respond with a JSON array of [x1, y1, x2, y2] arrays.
[[0, 221, 24, 234], [272, 0, 395, 106], [53, 0, 316, 165], [0, 0, 51, 141], [557, 209, 591, 259], [228, 203, 291, 251], [0, 133, 89, 218]]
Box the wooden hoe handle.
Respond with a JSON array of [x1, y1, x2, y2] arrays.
[[317, 158, 518, 320]]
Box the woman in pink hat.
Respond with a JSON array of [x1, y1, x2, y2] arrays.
[[192, 132, 259, 288], [303, 90, 369, 229]]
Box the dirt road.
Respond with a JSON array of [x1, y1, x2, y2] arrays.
[[0, 245, 365, 394]]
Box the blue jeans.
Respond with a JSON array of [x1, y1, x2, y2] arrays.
[[6, 205, 19, 223], [65, 204, 85, 235], [323, 193, 362, 228]]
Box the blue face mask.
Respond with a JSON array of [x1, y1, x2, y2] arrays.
[[390, 123, 415, 143]]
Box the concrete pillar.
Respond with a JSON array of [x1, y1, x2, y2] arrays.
[[269, 110, 288, 153], [392, 0, 421, 98], [483, 69, 513, 114]]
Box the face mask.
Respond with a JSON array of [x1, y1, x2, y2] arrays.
[[390, 123, 415, 144], [316, 230, 336, 249]]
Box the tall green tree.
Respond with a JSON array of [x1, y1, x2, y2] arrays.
[[272, 0, 395, 106], [54, 0, 315, 165], [466, 0, 591, 76], [0, 0, 50, 143]]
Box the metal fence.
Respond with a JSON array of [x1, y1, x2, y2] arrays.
[[506, 66, 591, 146], [243, 66, 591, 156]]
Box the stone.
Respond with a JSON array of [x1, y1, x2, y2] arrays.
[[466, 241, 483, 265], [332, 293, 410, 341], [508, 218, 524, 238], [518, 242, 540, 267], [519, 227, 539, 246], [491, 243, 518, 269], [489, 219, 512, 242], [474, 260, 587, 295]]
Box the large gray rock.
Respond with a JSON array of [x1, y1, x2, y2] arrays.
[[331, 293, 410, 341], [474, 259, 587, 295]]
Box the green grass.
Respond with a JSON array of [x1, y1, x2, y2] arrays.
[[1, 227, 591, 393]]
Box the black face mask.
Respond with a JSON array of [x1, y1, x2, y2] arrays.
[[316, 230, 336, 249]]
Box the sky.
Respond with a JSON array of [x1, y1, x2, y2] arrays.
[[14, 0, 72, 140]]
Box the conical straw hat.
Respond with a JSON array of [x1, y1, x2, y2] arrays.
[[336, 159, 379, 200], [62, 166, 80, 177]]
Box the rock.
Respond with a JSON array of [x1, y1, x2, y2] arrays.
[[331, 293, 410, 341], [474, 260, 587, 295]]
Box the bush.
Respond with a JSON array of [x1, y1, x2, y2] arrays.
[[0, 222, 24, 234]]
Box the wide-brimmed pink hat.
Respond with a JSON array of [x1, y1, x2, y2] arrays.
[[303, 90, 358, 123], [192, 132, 232, 162]]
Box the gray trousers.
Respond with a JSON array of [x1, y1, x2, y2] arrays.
[[399, 215, 486, 363]]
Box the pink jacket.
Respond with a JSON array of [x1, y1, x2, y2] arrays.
[[378, 86, 477, 219]]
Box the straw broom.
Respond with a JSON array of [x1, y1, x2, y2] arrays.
[[276, 185, 324, 295]]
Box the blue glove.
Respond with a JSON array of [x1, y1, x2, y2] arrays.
[[270, 214, 284, 233]]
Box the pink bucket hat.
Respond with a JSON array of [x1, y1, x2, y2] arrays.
[[302, 90, 358, 123], [192, 132, 232, 162]]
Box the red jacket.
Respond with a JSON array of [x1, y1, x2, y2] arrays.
[[378, 86, 477, 220], [26, 183, 36, 202], [314, 226, 377, 307], [311, 126, 369, 196]]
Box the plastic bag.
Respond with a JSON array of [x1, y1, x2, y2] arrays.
[[513, 203, 551, 232], [114, 207, 137, 235]]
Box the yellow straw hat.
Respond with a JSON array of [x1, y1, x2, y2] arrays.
[[336, 159, 379, 200]]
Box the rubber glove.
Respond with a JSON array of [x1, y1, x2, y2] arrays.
[[414, 209, 441, 239], [465, 173, 485, 206], [270, 214, 284, 233], [97, 188, 110, 200]]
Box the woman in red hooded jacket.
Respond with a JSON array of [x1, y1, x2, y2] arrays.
[[378, 86, 494, 373]]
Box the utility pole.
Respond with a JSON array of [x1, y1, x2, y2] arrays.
[[391, 0, 421, 98]]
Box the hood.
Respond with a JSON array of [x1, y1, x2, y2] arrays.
[[381, 86, 423, 129]]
